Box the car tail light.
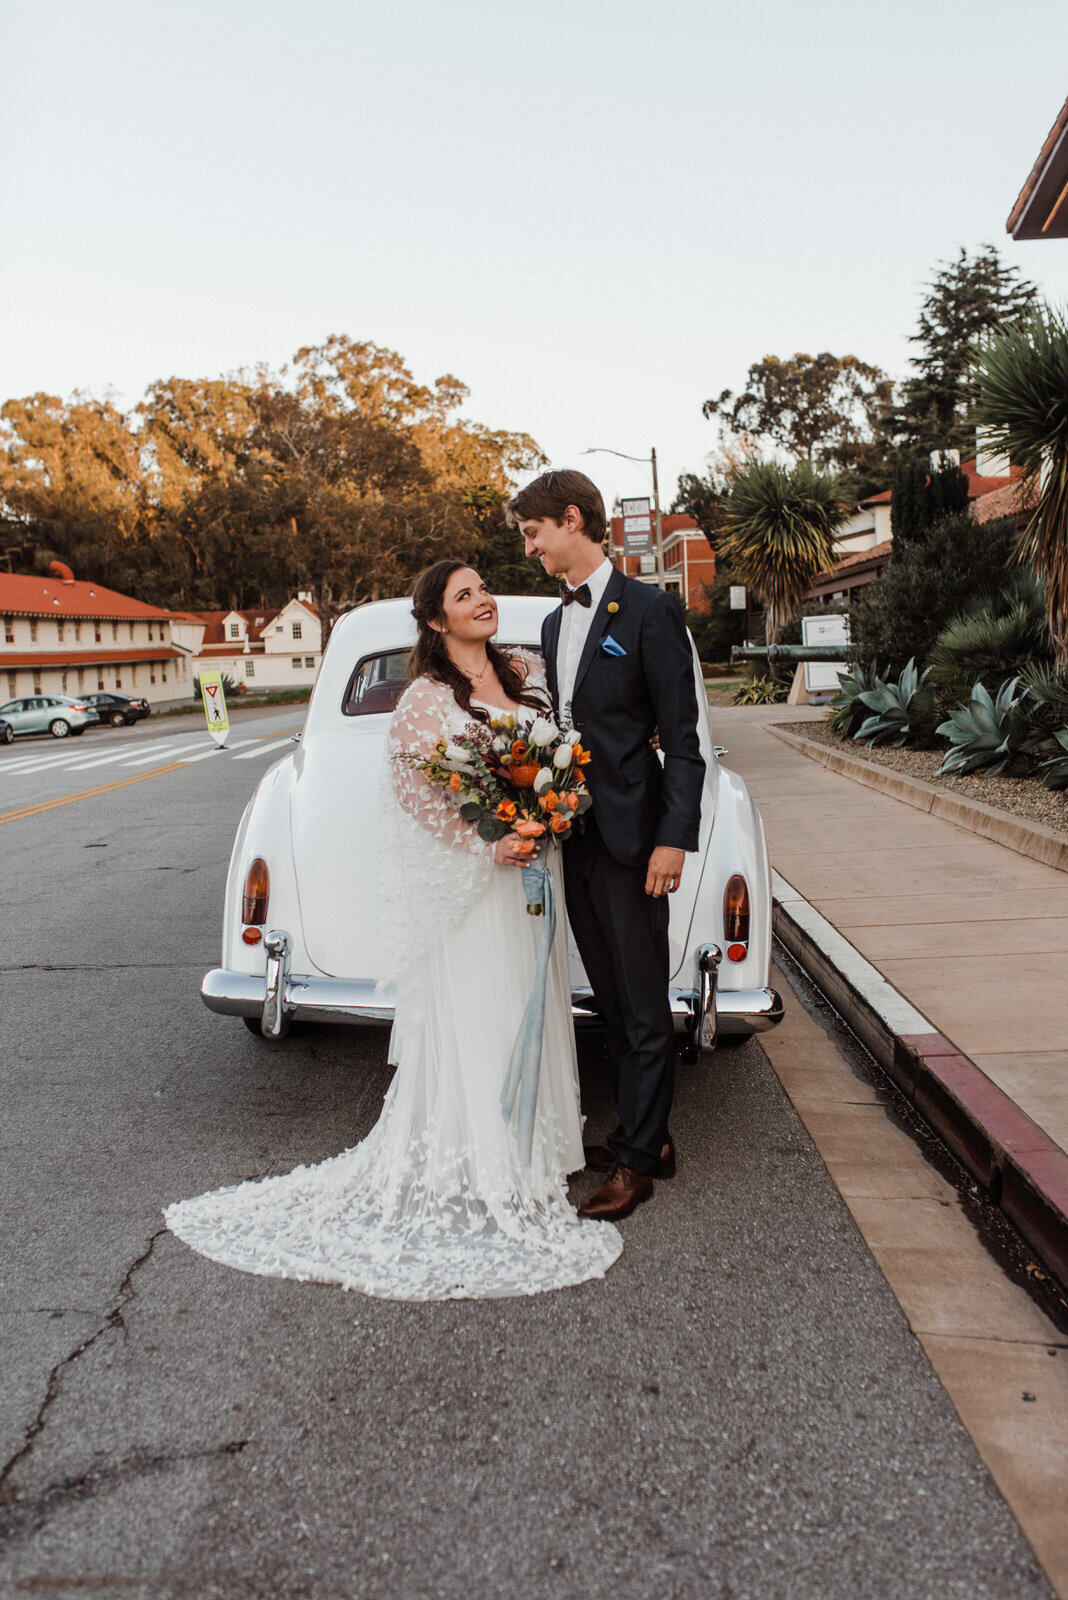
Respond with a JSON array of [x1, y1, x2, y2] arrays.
[[242, 858, 269, 924], [242, 927, 262, 945], [724, 874, 750, 961]]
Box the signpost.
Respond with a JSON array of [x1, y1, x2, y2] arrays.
[[620, 496, 652, 555], [198, 669, 230, 748], [729, 585, 747, 611]]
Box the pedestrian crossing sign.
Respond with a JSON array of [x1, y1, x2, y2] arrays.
[[199, 671, 230, 747]]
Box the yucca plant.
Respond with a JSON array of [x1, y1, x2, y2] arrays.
[[732, 673, 789, 706], [925, 570, 1051, 707], [828, 661, 880, 737], [855, 658, 931, 747], [1037, 728, 1068, 791], [936, 677, 1042, 776], [719, 459, 850, 644], [972, 304, 1068, 666]]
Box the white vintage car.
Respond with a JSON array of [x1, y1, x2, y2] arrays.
[[201, 595, 783, 1054]]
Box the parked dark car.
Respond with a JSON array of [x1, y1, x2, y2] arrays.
[[82, 692, 151, 727], [0, 717, 13, 745]]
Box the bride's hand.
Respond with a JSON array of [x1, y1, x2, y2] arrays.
[[494, 835, 536, 867]]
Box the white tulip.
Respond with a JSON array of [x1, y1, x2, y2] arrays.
[[552, 745, 573, 768], [565, 727, 582, 745], [443, 743, 470, 766], [533, 767, 554, 794], [529, 717, 560, 747]]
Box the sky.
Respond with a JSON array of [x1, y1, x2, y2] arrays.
[[2, 0, 1068, 514]]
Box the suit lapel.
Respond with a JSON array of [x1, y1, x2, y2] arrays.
[[572, 566, 625, 702], [543, 604, 563, 711]]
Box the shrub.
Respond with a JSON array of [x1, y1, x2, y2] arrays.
[[855, 659, 933, 747], [936, 678, 1041, 777], [732, 674, 789, 706], [850, 513, 1019, 676], [1037, 730, 1068, 791], [925, 570, 1050, 707]]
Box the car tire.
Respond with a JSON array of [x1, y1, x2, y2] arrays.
[[110, 712, 125, 727], [49, 719, 71, 738], [1, 726, 12, 744]]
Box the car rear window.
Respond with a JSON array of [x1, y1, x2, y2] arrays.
[[343, 651, 410, 716]]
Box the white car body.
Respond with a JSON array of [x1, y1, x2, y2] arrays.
[[201, 596, 783, 1050]]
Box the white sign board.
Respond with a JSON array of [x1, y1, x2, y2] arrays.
[[621, 496, 652, 555], [621, 497, 651, 519], [729, 585, 746, 611], [802, 613, 849, 694]]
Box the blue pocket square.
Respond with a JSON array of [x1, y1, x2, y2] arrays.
[[600, 634, 627, 657]]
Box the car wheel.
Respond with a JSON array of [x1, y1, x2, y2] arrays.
[[50, 719, 71, 738], [1, 725, 12, 744], [110, 712, 125, 727]]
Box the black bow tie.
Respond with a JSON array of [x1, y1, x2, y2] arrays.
[[560, 582, 592, 608]]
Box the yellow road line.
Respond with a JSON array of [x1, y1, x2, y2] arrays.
[[0, 760, 191, 826]]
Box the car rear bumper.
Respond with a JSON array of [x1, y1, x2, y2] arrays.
[[202, 938, 783, 1044]]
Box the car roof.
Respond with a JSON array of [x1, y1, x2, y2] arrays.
[[303, 594, 556, 740]]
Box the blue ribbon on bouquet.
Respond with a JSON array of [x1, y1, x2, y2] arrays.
[[499, 851, 556, 1165]]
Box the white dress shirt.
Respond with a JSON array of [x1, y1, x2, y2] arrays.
[[557, 557, 612, 726]]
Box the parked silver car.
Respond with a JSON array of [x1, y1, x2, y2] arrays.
[[0, 695, 95, 738]]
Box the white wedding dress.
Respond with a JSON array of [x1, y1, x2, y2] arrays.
[[165, 652, 622, 1299]]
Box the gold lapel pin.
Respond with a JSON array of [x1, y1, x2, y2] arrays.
[[607, 601, 619, 614]]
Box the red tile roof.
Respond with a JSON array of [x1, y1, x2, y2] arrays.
[[860, 459, 1022, 508], [819, 540, 892, 580], [0, 574, 178, 621], [0, 647, 183, 668], [1007, 95, 1068, 233], [191, 608, 281, 645], [972, 479, 1038, 525]]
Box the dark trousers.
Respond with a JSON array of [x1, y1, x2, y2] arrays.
[[563, 815, 674, 1176]]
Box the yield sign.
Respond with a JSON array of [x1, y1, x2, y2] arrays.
[[198, 670, 230, 747]]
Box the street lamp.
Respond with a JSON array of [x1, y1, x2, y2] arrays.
[[581, 446, 665, 591]]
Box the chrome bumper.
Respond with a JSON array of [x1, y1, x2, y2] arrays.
[[202, 935, 784, 1045]]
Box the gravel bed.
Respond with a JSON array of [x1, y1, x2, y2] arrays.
[[773, 717, 1068, 836]]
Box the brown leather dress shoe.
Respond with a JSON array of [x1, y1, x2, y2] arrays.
[[584, 1138, 676, 1179], [578, 1163, 654, 1220]]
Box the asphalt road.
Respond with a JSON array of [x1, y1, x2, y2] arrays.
[[0, 707, 1052, 1600]]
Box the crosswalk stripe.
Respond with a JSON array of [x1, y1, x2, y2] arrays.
[[62, 740, 189, 771], [232, 737, 295, 760], [177, 736, 262, 763]]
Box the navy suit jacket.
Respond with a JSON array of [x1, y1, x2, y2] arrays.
[[541, 567, 705, 870]]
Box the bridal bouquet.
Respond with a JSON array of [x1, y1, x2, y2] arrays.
[[401, 712, 592, 913]]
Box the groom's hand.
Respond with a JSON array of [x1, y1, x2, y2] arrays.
[[646, 846, 684, 898]]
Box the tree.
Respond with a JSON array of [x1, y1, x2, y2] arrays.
[[889, 454, 970, 547], [703, 353, 893, 497], [464, 488, 559, 598], [882, 246, 1037, 460], [972, 303, 1068, 666], [672, 470, 725, 548], [718, 459, 849, 643]]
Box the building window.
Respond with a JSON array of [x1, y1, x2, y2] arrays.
[[275, 624, 283, 633], [7, 672, 17, 695], [97, 677, 105, 690], [129, 622, 135, 641], [115, 676, 122, 689], [57, 621, 65, 642], [74, 621, 82, 642], [148, 625, 154, 642], [245, 659, 255, 678], [77, 669, 84, 689], [112, 622, 119, 641], [229, 622, 241, 639], [94, 624, 102, 643], [161, 664, 167, 683], [3, 617, 12, 643], [33, 676, 42, 693], [150, 669, 156, 684], [292, 656, 302, 669], [61, 670, 68, 691], [305, 656, 314, 669], [292, 621, 303, 640], [29, 620, 38, 641]]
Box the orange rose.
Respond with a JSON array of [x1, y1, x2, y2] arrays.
[[538, 790, 559, 812], [510, 763, 540, 787], [496, 800, 516, 821], [514, 818, 546, 838], [577, 750, 591, 767], [448, 772, 463, 792], [564, 792, 579, 810], [549, 813, 571, 834], [511, 740, 529, 761]]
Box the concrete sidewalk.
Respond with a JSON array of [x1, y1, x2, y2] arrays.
[[717, 705, 1068, 1164]]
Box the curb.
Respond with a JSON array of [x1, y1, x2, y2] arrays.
[[771, 868, 1068, 1295], [766, 722, 1068, 875]]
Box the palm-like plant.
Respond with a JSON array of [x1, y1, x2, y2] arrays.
[[719, 459, 849, 643], [972, 305, 1068, 666], [925, 569, 1050, 705]]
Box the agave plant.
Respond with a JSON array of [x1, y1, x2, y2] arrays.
[[936, 677, 1042, 777], [732, 673, 789, 706], [719, 459, 850, 643], [854, 658, 930, 747], [828, 661, 880, 737], [1037, 728, 1068, 791], [972, 304, 1068, 666]]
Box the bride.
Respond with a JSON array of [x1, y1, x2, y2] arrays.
[[165, 560, 623, 1299]]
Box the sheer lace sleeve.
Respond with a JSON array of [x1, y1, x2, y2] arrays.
[[508, 648, 551, 709], [375, 676, 495, 994]]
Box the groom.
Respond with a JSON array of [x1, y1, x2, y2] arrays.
[[509, 468, 705, 1221]]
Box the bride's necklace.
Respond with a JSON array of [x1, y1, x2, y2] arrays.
[[466, 656, 491, 685]]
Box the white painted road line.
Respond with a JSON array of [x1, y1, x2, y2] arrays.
[[115, 743, 196, 768], [62, 740, 188, 771], [232, 738, 295, 760], [1, 747, 111, 774], [177, 737, 261, 763]]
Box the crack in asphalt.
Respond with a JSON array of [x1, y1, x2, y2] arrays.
[[0, 1228, 168, 1517], [0, 1440, 249, 1546], [1, 963, 211, 973]]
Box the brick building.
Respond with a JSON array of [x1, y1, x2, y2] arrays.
[[608, 512, 715, 609]]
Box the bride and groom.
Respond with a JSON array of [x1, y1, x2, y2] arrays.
[[166, 469, 705, 1300]]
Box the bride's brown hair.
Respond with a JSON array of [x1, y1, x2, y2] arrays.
[[408, 560, 549, 723]]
